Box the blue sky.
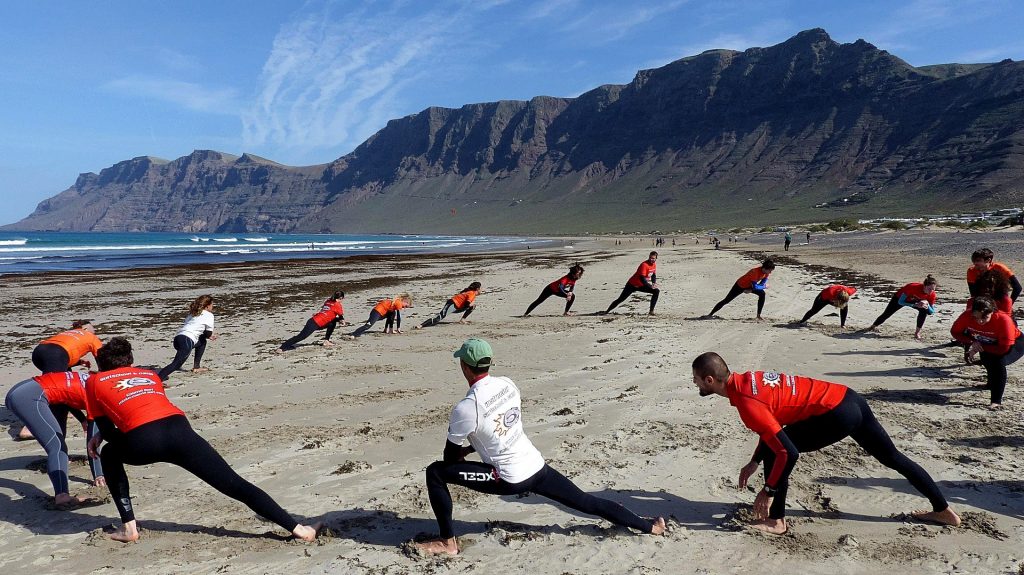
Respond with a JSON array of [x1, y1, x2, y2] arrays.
[[2, 0, 1022, 224]]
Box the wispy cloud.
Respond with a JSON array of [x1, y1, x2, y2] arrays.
[[560, 0, 690, 42], [241, 0, 504, 155], [104, 77, 239, 115]]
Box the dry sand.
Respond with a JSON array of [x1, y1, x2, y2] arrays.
[[1, 233, 1022, 574]]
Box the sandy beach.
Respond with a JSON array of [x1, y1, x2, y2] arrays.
[[1, 232, 1022, 575]]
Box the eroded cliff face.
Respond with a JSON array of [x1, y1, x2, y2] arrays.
[[10, 29, 1024, 234]]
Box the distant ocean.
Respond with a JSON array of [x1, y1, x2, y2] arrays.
[[0, 231, 543, 275]]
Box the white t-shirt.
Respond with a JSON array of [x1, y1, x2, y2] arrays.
[[177, 310, 215, 344], [446, 375, 545, 483]]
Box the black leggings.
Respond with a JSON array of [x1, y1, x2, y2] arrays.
[[525, 286, 574, 315], [872, 296, 929, 329], [351, 310, 398, 337], [800, 295, 847, 326], [710, 283, 765, 317], [280, 318, 340, 350], [606, 284, 659, 313], [99, 415, 298, 532], [978, 337, 1024, 404], [157, 334, 208, 381], [425, 461, 652, 539], [758, 390, 947, 519], [421, 300, 474, 327], [32, 343, 70, 373]]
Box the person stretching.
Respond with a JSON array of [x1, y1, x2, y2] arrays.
[[523, 265, 584, 317], [691, 352, 960, 535], [966, 269, 1013, 315], [706, 259, 775, 320], [85, 338, 320, 543], [5, 371, 105, 508], [867, 275, 937, 339], [950, 296, 1024, 409], [417, 283, 481, 328], [415, 338, 665, 556], [345, 293, 413, 338], [798, 285, 856, 328], [967, 248, 1021, 302], [157, 294, 216, 381], [603, 252, 659, 315], [279, 291, 347, 351]]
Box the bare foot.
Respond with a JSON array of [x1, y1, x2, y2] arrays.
[[274, 348, 288, 354], [458, 319, 471, 324], [108, 520, 141, 543], [749, 518, 787, 535], [650, 517, 667, 535], [341, 335, 356, 341], [521, 313, 531, 318], [415, 537, 459, 556], [54, 493, 100, 509], [648, 311, 656, 316], [755, 316, 765, 322], [562, 312, 575, 317], [192, 367, 210, 374], [986, 403, 1003, 411], [912, 507, 961, 527], [414, 325, 424, 330], [321, 340, 335, 347], [292, 521, 323, 542], [17, 426, 34, 440], [914, 332, 923, 340], [94, 476, 107, 488]]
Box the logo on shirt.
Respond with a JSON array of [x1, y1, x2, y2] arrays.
[[114, 377, 155, 391], [493, 407, 521, 437], [761, 372, 781, 388]]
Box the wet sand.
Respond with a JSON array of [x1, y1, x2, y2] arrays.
[[1, 234, 1022, 574]]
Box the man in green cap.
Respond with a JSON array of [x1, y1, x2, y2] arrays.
[[415, 338, 666, 556]]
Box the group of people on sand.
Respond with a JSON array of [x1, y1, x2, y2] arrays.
[[7, 242, 1017, 553]]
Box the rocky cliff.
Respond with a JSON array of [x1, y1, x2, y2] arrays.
[[9, 29, 1024, 233]]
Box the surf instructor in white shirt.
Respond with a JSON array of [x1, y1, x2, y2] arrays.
[[415, 338, 666, 556]]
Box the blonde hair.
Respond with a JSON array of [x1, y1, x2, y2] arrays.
[[397, 292, 413, 305], [189, 294, 214, 316], [831, 290, 851, 309]]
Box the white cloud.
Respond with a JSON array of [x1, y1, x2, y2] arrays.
[[560, 0, 690, 42], [103, 77, 239, 115]]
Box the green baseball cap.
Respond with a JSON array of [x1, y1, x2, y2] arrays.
[[453, 338, 493, 368]]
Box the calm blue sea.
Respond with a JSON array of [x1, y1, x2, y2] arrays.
[[0, 231, 541, 275]]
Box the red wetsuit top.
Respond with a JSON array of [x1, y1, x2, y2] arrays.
[[737, 267, 771, 290], [950, 309, 1021, 355], [727, 370, 848, 488], [34, 371, 89, 411], [85, 367, 185, 433], [965, 296, 1012, 314], [895, 282, 937, 306], [40, 329, 102, 366], [627, 261, 656, 288], [548, 276, 577, 295], [819, 285, 857, 301], [311, 299, 344, 327], [450, 290, 478, 309], [967, 262, 1015, 285], [373, 298, 407, 316]]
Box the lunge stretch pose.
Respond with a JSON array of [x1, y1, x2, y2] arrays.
[[798, 284, 856, 328], [706, 259, 775, 320], [950, 296, 1023, 408], [523, 265, 583, 317], [5, 371, 104, 507], [21, 320, 102, 439], [157, 294, 216, 380], [867, 276, 937, 339], [86, 338, 320, 543], [347, 293, 413, 338], [416, 338, 666, 555], [968, 248, 1021, 302], [604, 252, 660, 315], [419, 282, 481, 328], [279, 291, 347, 351], [691, 352, 960, 535]]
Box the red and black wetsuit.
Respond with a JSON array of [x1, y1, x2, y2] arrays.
[[280, 298, 345, 350], [950, 309, 1024, 403], [525, 275, 578, 315], [709, 267, 771, 317], [871, 282, 937, 330], [605, 261, 658, 314], [799, 285, 857, 326]]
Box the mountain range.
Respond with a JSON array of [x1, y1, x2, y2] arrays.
[[7, 28, 1024, 234]]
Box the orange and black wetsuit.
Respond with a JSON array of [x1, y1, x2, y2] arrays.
[[951, 309, 1024, 404], [605, 260, 658, 313], [351, 298, 407, 337], [799, 285, 856, 326], [280, 299, 344, 350], [525, 276, 577, 315], [422, 289, 479, 327], [728, 370, 949, 519], [871, 283, 937, 330], [709, 266, 771, 317]]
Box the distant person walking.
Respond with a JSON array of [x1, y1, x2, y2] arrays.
[[784, 232, 792, 251], [866, 276, 937, 339], [798, 284, 856, 327], [524, 265, 584, 317], [603, 252, 660, 315], [278, 291, 347, 351], [418, 282, 482, 328], [806, 232, 811, 244], [705, 259, 775, 320], [157, 295, 216, 381]]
